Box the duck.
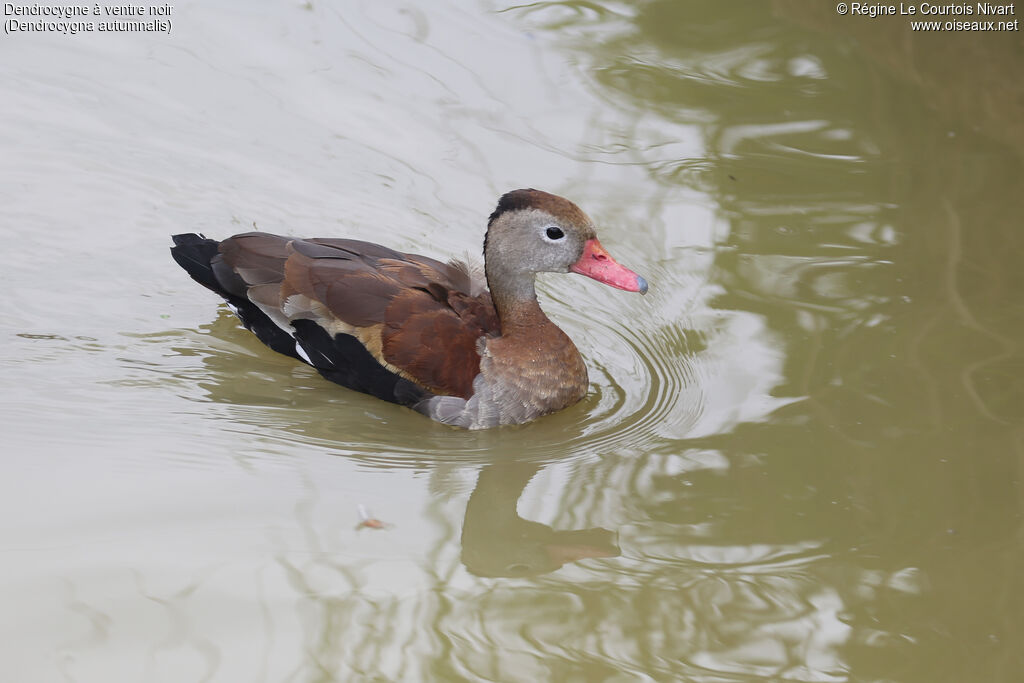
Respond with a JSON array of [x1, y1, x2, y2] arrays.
[[461, 462, 620, 576], [170, 189, 647, 429]]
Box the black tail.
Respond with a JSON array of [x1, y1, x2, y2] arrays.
[[169, 233, 430, 408], [170, 233, 301, 360], [170, 233, 224, 293]]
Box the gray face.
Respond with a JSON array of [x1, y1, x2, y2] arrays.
[[485, 207, 594, 277]]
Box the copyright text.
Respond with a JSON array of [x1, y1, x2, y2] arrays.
[[835, 3, 1018, 29]]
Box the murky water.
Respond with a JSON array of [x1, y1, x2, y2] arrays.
[[2, 1, 1022, 681]]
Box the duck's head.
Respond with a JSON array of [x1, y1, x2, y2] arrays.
[[483, 189, 648, 295]]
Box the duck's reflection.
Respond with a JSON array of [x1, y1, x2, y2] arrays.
[[460, 461, 619, 578], [168, 318, 618, 577]]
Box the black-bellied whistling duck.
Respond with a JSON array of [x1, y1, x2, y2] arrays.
[[170, 189, 647, 428], [461, 462, 620, 576]]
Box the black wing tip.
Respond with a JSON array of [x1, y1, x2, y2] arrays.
[[290, 320, 431, 408]]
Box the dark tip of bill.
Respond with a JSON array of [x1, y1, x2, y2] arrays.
[[637, 275, 649, 295]]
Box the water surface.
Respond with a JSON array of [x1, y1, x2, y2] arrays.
[[2, 1, 1022, 681]]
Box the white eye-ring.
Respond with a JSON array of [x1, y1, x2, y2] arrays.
[[544, 226, 565, 241]]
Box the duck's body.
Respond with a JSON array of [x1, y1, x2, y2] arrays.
[[170, 189, 646, 428]]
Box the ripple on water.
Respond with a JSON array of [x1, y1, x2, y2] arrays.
[[150, 306, 688, 468], [149, 225, 802, 472], [564, 317, 706, 456], [149, 250, 790, 470]]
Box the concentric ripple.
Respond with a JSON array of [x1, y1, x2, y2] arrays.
[[156, 240, 799, 471], [159, 265, 725, 468]]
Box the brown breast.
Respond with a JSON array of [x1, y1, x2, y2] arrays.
[[478, 311, 589, 420]]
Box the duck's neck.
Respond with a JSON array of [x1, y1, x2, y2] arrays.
[[485, 268, 554, 335]]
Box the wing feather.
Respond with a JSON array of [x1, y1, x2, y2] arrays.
[[213, 232, 498, 398]]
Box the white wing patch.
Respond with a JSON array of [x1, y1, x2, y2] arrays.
[[294, 340, 313, 365]]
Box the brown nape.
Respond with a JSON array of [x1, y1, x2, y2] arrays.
[[487, 188, 590, 228]]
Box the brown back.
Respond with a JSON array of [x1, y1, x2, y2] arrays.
[[218, 232, 498, 399]]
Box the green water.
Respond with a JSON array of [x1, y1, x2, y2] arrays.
[[1, 1, 1021, 681]]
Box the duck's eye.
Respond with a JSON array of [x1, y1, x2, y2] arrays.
[[545, 226, 565, 240]]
